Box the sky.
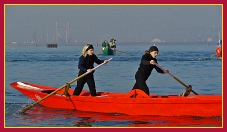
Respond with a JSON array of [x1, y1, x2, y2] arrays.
[[5, 5, 222, 44]]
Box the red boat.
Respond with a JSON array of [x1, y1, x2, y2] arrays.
[[10, 81, 222, 117], [216, 40, 222, 58], [216, 45, 222, 58]]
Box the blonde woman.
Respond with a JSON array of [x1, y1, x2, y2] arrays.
[[73, 44, 109, 96]]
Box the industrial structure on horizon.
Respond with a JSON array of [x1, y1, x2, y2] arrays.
[[20, 21, 70, 47]]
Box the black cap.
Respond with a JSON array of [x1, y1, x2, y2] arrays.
[[86, 44, 94, 51], [149, 46, 159, 52]]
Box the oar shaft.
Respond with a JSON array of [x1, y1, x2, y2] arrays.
[[96, 49, 104, 55], [191, 90, 199, 95], [21, 85, 68, 113], [172, 76, 188, 88], [21, 58, 112, 113], [21, 73, 88, 113], [155, 63, 199, 95], [91, 58, 112, 70], [115, 50, 131, 55], [154, 63, 188, 88]]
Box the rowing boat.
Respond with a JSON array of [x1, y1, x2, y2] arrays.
[[10, 81, 222, 116], [216, 39, 222, 58], [103, 47, 114, 55]]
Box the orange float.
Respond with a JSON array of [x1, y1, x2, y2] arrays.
[[216, 45, 222, 57], [216, 39, 222, 58]]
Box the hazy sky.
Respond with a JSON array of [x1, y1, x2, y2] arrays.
[[5, 5, 222, 44]]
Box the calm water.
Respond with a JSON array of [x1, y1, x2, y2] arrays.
[[5, 42, 222, 127]]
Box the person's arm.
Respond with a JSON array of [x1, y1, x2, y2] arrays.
[[154, 63, 165, 73], [154, 61, 169, 74], [78, 56, 87, 72], [93, 55, 104, 64], [141, 54, 150, 65], [150, 59, 166, 74]]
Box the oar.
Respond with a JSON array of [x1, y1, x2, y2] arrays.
[[154, 63, 198, 95], [96, 49, 103, 55], [21, 58, 113, 113], [115, 49, 131, 55]]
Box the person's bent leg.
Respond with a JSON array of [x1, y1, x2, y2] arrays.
[[132, 73, 149, 95]]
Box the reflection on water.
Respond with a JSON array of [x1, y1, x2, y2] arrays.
[[5, 103, 222, 127]]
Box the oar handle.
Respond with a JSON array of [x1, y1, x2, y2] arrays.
[[65, 58, 112, 85], [21, 58, 112, 113], [60, 58, 112, 85], [90, 58, 112, 72]]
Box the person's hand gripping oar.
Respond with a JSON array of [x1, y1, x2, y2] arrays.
[[21, 58, 113, 113], [154, 63, 199, 96]]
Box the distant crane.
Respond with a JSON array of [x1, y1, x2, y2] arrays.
[[55, 21, 70, 44], [66, 22, 70, 44]]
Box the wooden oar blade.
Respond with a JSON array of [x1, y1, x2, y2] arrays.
[[21, 103, 37, 113]]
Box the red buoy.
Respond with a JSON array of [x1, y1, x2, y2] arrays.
[[216, 46, 222, 57]]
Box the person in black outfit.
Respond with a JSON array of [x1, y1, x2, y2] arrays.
[[73, 44, 109, 96], [132, 46, 169, 95]]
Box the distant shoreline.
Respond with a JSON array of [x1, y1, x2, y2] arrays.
[[5, 41, 217, 47]]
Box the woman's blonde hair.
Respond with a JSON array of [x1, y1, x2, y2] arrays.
[[82, 44, 93, 57]]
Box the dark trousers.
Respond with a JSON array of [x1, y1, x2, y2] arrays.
[[132, 72, 150, 95], [73, 74, 97, 96]]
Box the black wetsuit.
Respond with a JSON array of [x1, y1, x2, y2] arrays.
[[132, 53, 164, 95], [73, 54, 104, 96]]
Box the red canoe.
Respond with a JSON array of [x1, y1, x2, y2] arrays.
[[10, 81, 222, 116]]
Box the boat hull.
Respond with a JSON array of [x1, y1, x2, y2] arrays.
[[103, 48, 114, 55], [10, 82, 222, 116], [216, 45, 222, 57]]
